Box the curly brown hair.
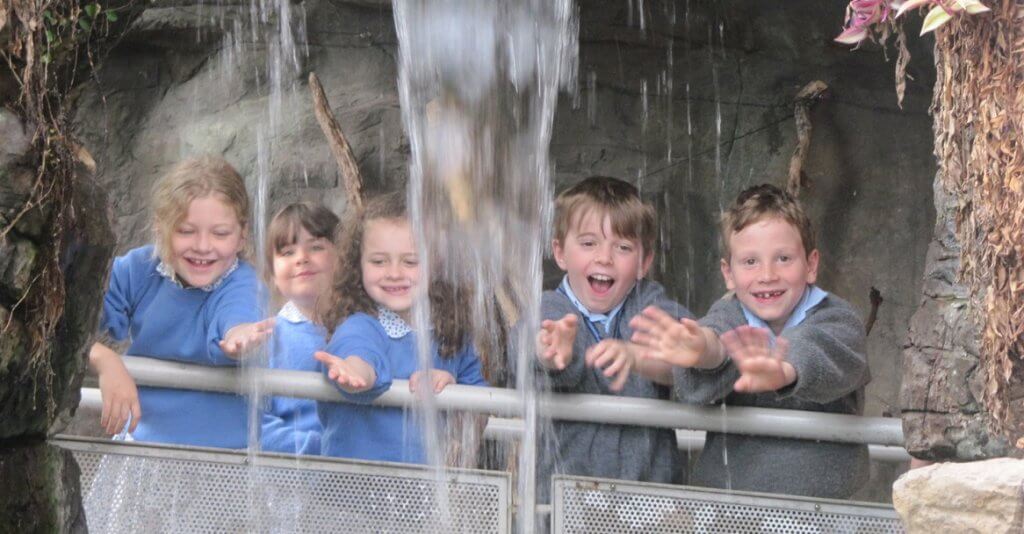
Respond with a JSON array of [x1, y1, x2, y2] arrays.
[[320, 191, 473, 357]]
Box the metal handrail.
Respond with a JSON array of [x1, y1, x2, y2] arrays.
[[101, 355, 905, 450]]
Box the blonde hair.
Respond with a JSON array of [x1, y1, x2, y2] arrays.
[[321, 191, 472, 357], [264, 202, 341, 308], [553, 176, 657, 258], [720, 183, 816, 260], [151, 156, 251, 265]]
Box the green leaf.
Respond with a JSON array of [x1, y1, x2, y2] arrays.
[[105, 10, 119, 22], [920, 5, 952, 35], [45, 29, 55, 43], [85, 3, 100, 18], [43, 10, 56, 24], [78, 17, 92, 31], [41, 52, 51, 64]]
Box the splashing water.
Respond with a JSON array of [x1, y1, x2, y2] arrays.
[[392, 1, 578, 531]]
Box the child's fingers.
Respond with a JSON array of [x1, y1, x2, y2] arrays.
[[433, 373, 453, 394], [106, 402, 125, 435], [609, 364, 630, 391], [409, 372, 420, 392], [738, 326, 766, 351], [538, 330, 552, 349], [734, 375, 752, 392], [313, 351, 342, 366], [559, 313, 578, 328], [631, 313, 665, 337], [680, 318, 704, 338], [601, 352, 629, 377], [584, 342, 606, 367], [129, 401, 142, 432], [100, 398, 111, 431], [256, 317, 276, 333], [630, 330, 657, 348], [773, 336, 791, 360], [720, 329, 742, 358], [640, 306, 670, 324]]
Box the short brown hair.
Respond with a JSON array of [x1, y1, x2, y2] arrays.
[[553, 176, 657, 258], [720, 183, 815, 260], [151, 156, 250, 265], [264, 202, 341, 297]]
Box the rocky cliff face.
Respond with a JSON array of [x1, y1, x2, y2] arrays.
[[0, 107, 114, 530], [73, 0, 938, 428]]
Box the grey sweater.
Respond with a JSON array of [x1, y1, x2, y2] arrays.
[[530, 279, 693, 503], [673, 292, 871, 499]]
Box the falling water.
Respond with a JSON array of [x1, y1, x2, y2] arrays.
[[392, 1, 578, 531], [639, 78, 649, 192], [236, 0, 308, 526], [710, 22, 723, 212]]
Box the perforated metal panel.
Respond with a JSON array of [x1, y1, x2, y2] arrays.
[[55, 436, 510, 533], [551, 476, 905, 534]]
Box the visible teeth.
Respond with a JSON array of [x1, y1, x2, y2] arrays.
[[755, 290, 784, 298], [590, 274, 612, 282]]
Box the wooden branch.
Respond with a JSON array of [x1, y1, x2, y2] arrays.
[[865, 286, 883, 336], [787, 80, 829, 198], [308, 72, 364, 213]]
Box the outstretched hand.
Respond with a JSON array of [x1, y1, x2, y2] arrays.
[[630, 306, 712, 368], [537, 313, 578, 371], [97, 359, 141, 436], [409, 369, 456, 395], [720, 325, 796, 393], [220, 317, 276, 358], [314, 351, 375, 393], [584, 339, 638, 392]]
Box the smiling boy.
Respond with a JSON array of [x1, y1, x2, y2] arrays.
[[533, 176, 692, 504], [630, 183, 871, 498]]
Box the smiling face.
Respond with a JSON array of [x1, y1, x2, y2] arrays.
[[272, 227, 336, 317], [169, 194, 245, 288], [360, 217, 420, 321], [552, 210, 653, 314], [721, 216, 819, 334]]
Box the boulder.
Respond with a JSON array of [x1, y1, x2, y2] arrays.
[[892, 459, 1024, 533]]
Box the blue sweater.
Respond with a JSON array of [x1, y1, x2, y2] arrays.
[[317, 312, 488, 463], [99, 245, 260, 448], [260, 304, 325, 455]]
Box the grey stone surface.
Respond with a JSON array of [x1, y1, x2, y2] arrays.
[[900, 176, 1011, 460], [67, 0, 946, 500], [75, 0, 936, 424], [0, 106, 113, 529], [0, 443, 87, 533], [893, 458, 1024, 534]]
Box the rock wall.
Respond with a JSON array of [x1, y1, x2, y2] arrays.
[[898, 159, 1011, 459], [74, 0, 937, 426], [0, 106, 114, 529], [892, 459, 1024, 533]]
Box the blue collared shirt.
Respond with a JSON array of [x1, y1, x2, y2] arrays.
[[740, 284, 828, 337], [559, 276, 627, 337]]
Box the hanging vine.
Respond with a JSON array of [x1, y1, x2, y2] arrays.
[[1, 0, 135, 419], [930, 0, 1024, 446]]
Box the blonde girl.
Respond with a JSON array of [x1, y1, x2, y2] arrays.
[[90, 155, 272, 447]]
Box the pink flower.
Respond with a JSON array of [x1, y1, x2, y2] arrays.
[[835, 0, 894, 44]]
